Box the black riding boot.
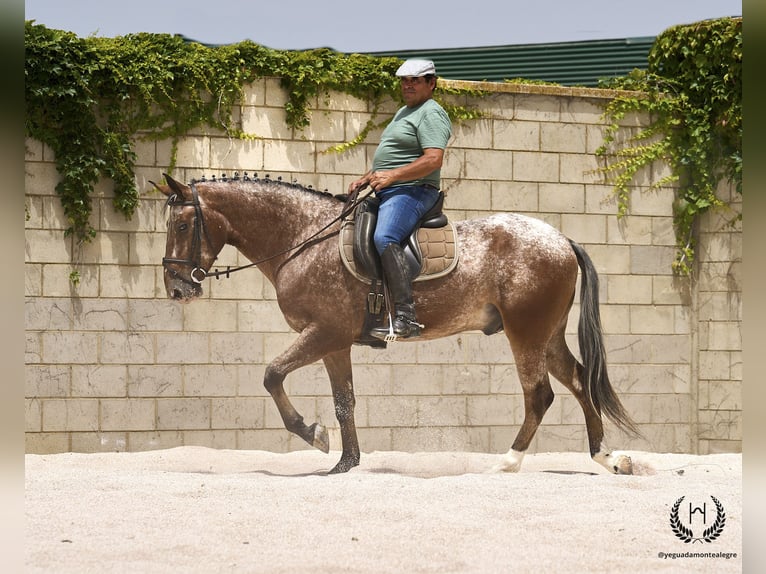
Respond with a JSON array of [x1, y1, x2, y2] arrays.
[[371, 244, 422, 341]]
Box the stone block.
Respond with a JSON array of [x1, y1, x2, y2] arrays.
[[263, 140, 315, 173], [25, 433, 70, 454], [99, 265, 157, 298], [155, 332, 209, 364], [561, 98, 605, 124], [443, 365, 491, 395], [630, 245, 676, 275], [514, 95, 560, 122], [128, 365, 183, 397], [41, 332, 100, 364], [366, 396, 418, 427], [183, 300, 238, 332], [491, 181, 539, 212], [494, 120, 539, 151], [71, 365, 127, 397], [43, 264, 100, 298], [130, 231, 165, 269], [26, 365, 70, 397], [209, 137, 265, 171], [463, 148, 513, 182], [182, 430, 238, 449], [513, 151, 559, 183], [575, 244, 626, 275], [25, 229, 72, 263], [156, 397, 211, 430], [70, 432, 128, 452], [25, 297, 72, 331], [559, 153, 600, 184], [417, 397, 467, 426], [211, 397, 265, 429], [210, 333, 264, 364], [707, 321, 742, 351], [170, 136, 211, 170], [561, 214, 606, 243], [629, 305, 676, 335], [441, 177, 491, 210], [467, 395, 523, 426], [42, 399, 99, 432], [607, 274, 652, 304], [100, 332, 155, 365], [700, 379, 742, 411], [538, 183, 585, 215], [541, 122, 587, 153], [72, 298, 128, 331], [185, 364, 239, 397], [605, 334, 690, 364], [128, 299, 184, 331], [127, 430, 184, 451], [26, 399, 42, 431], [241, 105, 291, 141], [391, 364, 442, 395]]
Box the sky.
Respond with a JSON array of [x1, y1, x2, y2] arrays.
[[24, 0, 742, 53]]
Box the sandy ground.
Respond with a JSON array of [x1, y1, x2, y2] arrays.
[[25, 448, 742, 573]]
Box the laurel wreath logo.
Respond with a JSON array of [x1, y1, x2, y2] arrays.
[[669, 496, 726, 543]]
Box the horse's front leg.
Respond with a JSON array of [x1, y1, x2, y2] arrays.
[[263, 328, 332, 455], [323, 348, 360, 474]]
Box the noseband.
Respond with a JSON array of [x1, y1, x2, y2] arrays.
[[162, 183, 213, 286]]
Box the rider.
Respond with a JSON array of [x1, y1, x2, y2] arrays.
[[348, 59, 452, 340]]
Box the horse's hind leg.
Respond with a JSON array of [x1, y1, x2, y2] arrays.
[[323, 349, 361, 474], [545, 329, 633, 474], [492, 345, 555, 473]]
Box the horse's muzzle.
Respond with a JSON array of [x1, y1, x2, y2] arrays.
[[165, 275, 203, 301]]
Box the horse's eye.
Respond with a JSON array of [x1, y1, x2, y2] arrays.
[[178, 223, 189, 232]]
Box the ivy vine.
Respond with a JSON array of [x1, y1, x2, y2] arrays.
[[596, 17, 741, 275], [25, 22, 460, 246]]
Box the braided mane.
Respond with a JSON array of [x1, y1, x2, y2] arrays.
[[189, 172, 345, 203]]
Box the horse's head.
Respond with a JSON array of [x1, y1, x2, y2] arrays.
[[153, 174, 226, 301]]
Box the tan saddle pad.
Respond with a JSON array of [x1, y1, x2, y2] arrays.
[[339, 220, 459, 283]]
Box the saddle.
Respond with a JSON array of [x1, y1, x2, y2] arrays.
[[339, 192, 459, 348], [339, 193, 459, 283]]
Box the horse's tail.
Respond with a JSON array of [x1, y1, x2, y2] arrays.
[[569, 239, 640, 437]]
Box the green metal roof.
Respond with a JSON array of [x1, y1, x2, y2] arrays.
[[367, 37, 655, 87]]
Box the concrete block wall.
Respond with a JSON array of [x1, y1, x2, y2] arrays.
[[24, 78, 742, 457]]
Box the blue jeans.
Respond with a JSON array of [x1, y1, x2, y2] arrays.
[[373, 185, 441, 255]]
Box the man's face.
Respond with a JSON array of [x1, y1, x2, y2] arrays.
[[399, 76, 434, 107]]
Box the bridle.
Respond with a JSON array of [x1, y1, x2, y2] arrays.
[[162, 181, 374, 286], [162, 183, 213, 286]]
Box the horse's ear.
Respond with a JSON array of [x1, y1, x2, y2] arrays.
[[157, 173, 191, 200], [149, 179, 172, 197]]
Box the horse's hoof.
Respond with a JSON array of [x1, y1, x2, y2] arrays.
[[613, 455, 633, 475], [594, 450, 634, 475], [489, 449, 525, 473], [311, 423, 330, 453], [328, 456, 360, 475]]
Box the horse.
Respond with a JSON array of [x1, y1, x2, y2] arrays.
[[154, 172, 639, 475]]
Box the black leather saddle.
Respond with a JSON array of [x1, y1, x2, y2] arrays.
[[352, 192, 448, 281]]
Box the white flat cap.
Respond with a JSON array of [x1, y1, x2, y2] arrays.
[[395, 59, 436, 77]]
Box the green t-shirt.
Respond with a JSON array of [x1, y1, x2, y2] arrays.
[[371, 98, 452, 189]]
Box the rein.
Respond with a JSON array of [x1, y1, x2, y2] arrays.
[[162, 182, 373, 284]]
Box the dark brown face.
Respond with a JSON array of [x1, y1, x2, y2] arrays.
[[155, 174, 224, 302], [163, 201, 205, 301]]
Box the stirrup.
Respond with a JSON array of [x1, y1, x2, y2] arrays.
[[380, 313, 424, 342]]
